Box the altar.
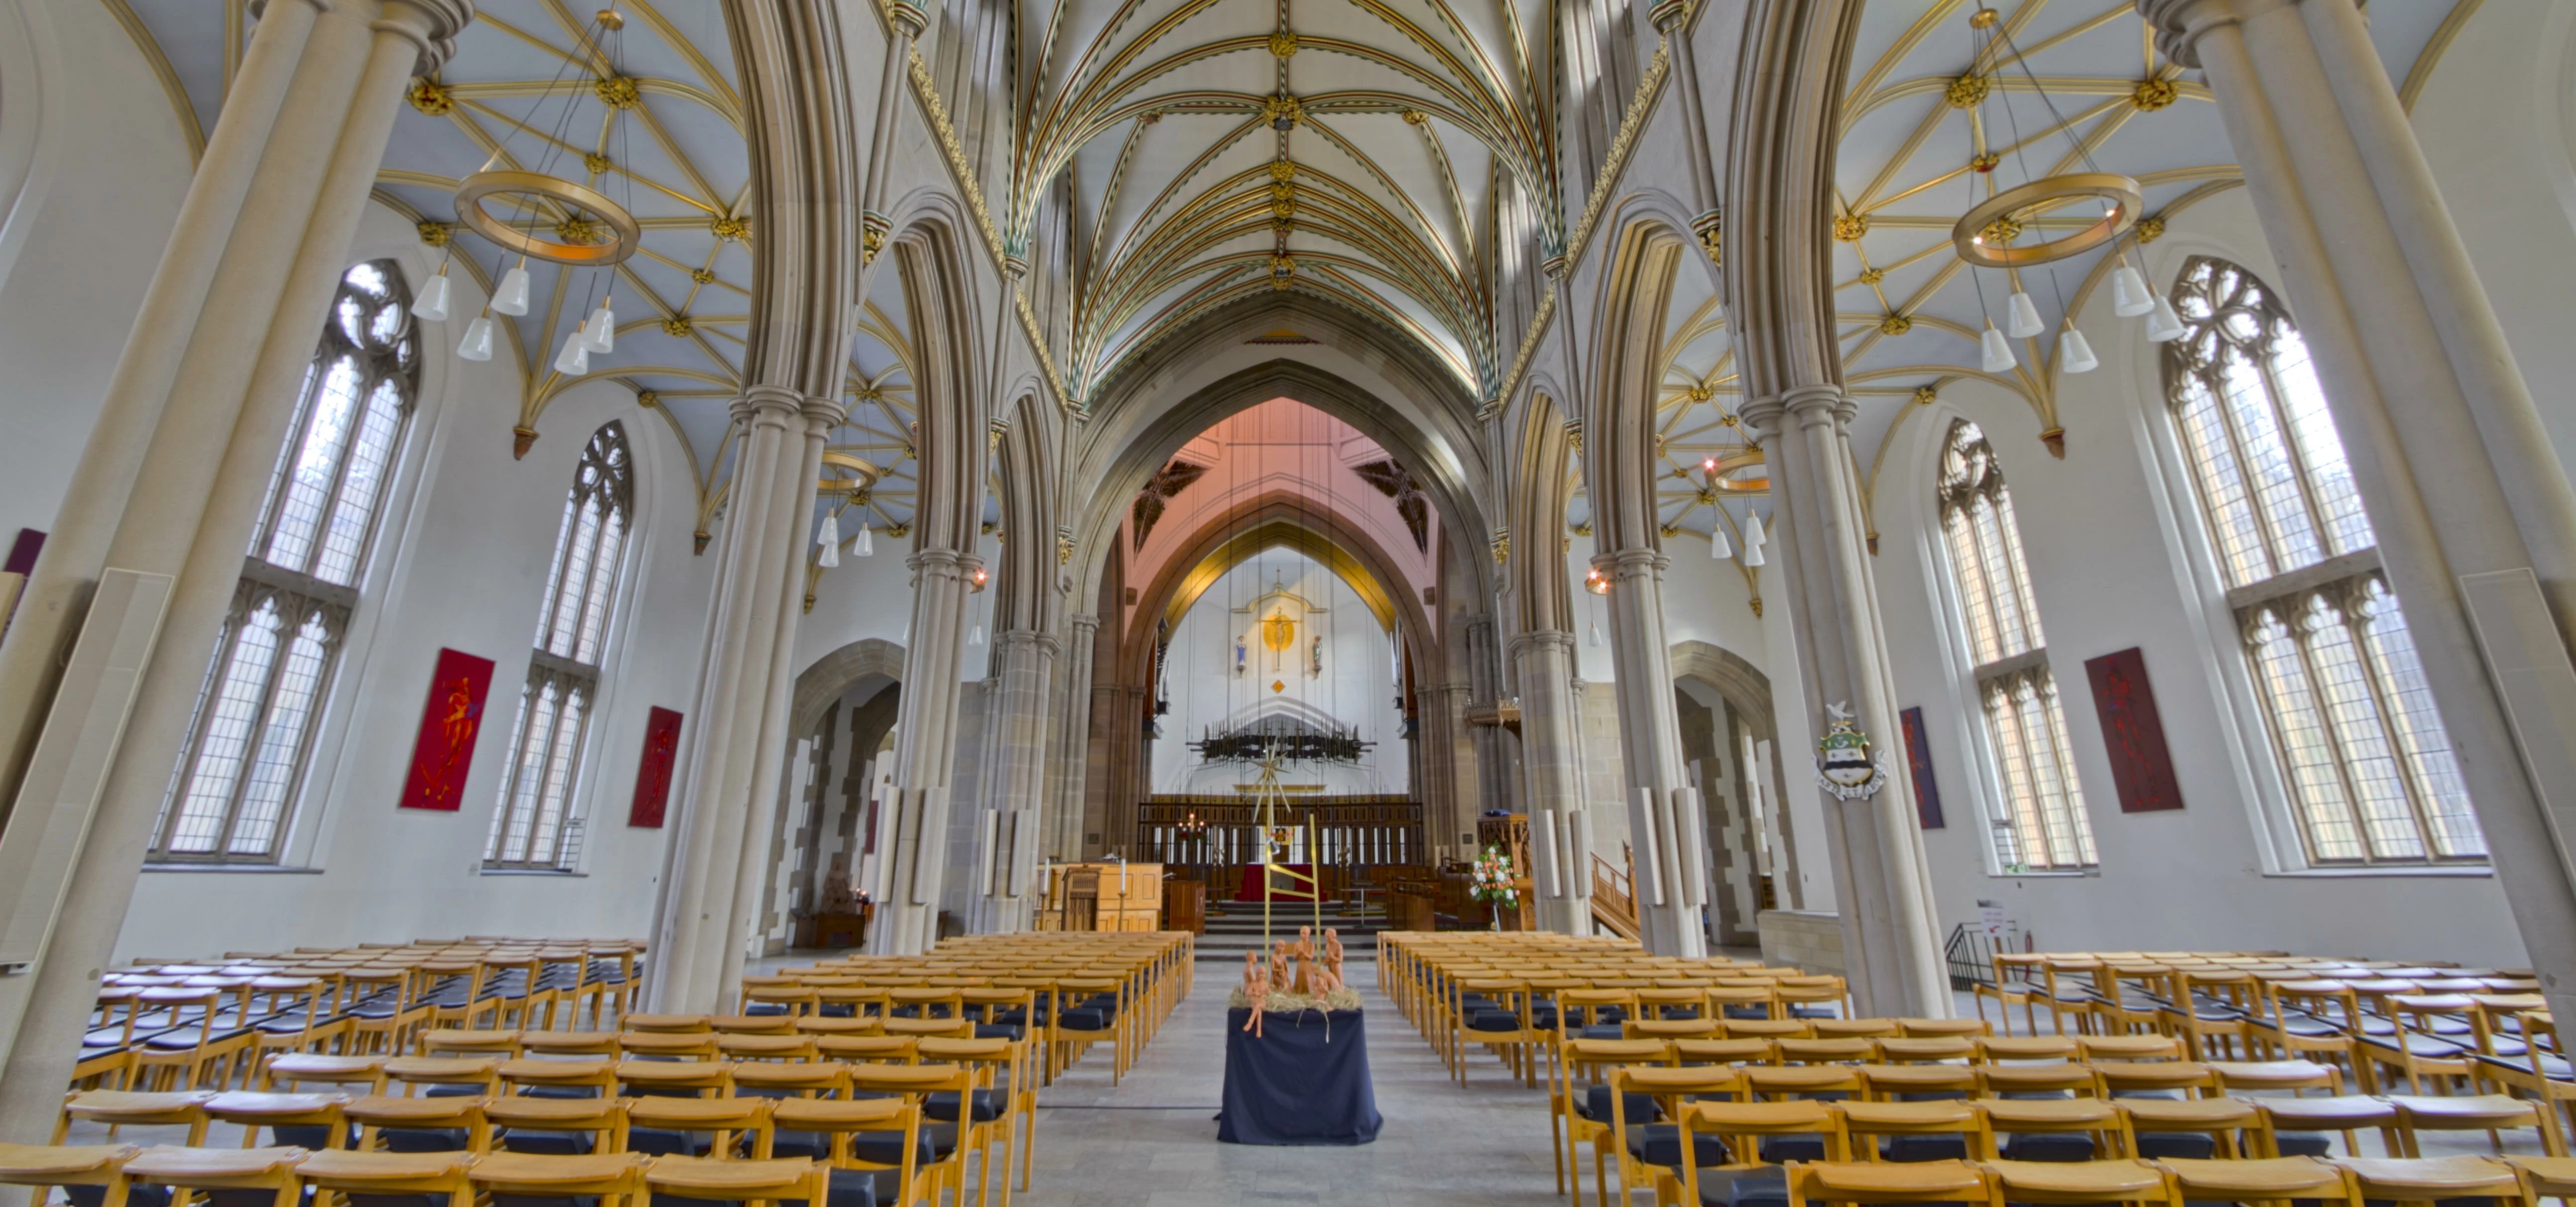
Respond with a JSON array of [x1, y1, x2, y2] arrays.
[[1218, 1007, 1381, 1145]]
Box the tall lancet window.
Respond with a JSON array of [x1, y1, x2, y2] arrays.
[[1938, 419, 2095, 871], [2164, 257, 2482, 865], [153, 262, 420, 862], [486, 421, 633, 870]]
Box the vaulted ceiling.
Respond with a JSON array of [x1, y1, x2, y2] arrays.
[[1007, 0, 1562, 402]]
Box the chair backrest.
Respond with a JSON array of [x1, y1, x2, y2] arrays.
[[613, 1059, 732, 1098], [481, 1097, 629, 1155], [626, 1096, 774, 1159]]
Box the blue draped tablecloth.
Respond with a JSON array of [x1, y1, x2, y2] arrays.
[[1217, 1007, 1381, 1145]]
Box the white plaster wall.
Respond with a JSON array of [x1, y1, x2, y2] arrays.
[[114, 203, 710, 957], [1864, 189, 2522, 965], [1147, 547, 1408, 795], [0, 0, 194, 542]]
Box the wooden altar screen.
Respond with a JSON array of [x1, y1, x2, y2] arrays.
[[1137, 795, 1424, 904]]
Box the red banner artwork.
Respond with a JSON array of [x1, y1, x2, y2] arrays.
[[2085, 646, 2185, 813], [630, 706, 684, 828], [400, 648, 495, 811]]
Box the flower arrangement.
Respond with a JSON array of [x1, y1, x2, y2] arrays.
[[1470, 843, 1519, 929]]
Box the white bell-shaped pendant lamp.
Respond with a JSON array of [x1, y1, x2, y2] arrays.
[[456, 313, 495, 362], [1710, 523, 1733, 560], [2146, 294, 2188, 342], [2059, 321, 2099, 374], [2005, 290, 2045, 338], [553, 330, 590, 377], [1742, 510, 1768, 569], [854, 521, 874, 557], [969, 623, 986, 646], [492, 258, 533, 316], [1980, 320, 2017, 373], [1587, 621, 1603, 648], [2109, 262, 2155, 317], [816, 509, 841, 568], [411, 266, 452, 321], [579, 299, 615, 354]]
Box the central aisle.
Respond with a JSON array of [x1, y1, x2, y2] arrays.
[[1019, 956, 1567, 1206]]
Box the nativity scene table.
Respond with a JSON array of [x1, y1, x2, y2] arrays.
[[1217, 1007, 1382, 1145]]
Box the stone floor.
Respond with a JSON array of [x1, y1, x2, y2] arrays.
[[1010, 957, 1570, 1207]]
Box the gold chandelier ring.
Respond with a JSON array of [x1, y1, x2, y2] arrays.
[[454, 170, 643, 267], [1950, 172, 2143, 268], [818, 451, 881, 495]]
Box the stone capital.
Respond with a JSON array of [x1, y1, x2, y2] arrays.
[[1069, 612, 1101, 634], [374, 0, 476, 76], [1507, 628, 1576, 660], [905, 548, 982, 579], [731, 383, 812, 427], [994, 629, 1063, 660], [1593, 548, 1669, 579], [2134, 0, 2272, 70]]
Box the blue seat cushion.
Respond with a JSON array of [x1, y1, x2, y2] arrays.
[[1756, 1137, 1826, 1163], [1578, 1025, 1626, 1040], [381, 1128, 472, 1153], [2276, 1131, 2333, 1158], [1698, 1166, 1788, 1207], [1624, 1123, 1729, 1169], [1056, 1008, 1109, 1032], [625, 1129, 715, 1158], [1882, 1136, 1970, 1162], [852, 1124, 957, 1167], [1577, 1085, 1657, 1125], [1999, 1133, 2096, 1162], [780, 1167, 904, 1207], [499, 1130, 598, 1156], [924, 1089, 1007, 1123], [2134, 1132, 2216, 1160], [1466, 1009, 1522, 1032]]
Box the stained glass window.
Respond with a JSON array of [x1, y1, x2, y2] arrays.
[[1937, 419, 2094, 870], [2164, 257, 2482, 864], [154, 262, 418, 861], [485, 422, 632, 869]]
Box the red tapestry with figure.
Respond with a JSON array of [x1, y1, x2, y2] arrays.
[[2085, 646, 2184, 813], [630, 706, 684, 828], [400, 648, 495, 811]]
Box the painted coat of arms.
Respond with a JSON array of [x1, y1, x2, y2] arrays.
[[1815, 702, 1889, 801]]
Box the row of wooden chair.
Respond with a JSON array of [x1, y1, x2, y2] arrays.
[[1681, 1154, 2576, 1207], [0, 1141, 906, 1207]]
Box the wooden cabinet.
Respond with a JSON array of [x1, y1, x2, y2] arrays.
[[1162, 879, 1206, 935], [1036, 861, 1165, 931]]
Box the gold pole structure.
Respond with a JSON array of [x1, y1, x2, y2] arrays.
[[1310, 815, 1321, 937]]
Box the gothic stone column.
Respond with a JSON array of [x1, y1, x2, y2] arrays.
[[978, 628, 1058, 931], [871, 548, 980, 953], [1592, 550, 1707, 956], [1512, 629, 1593, 934], [2142, 0, 2576, 1023], [0, 0, 477, 1137]]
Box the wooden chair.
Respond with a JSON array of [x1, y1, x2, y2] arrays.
[[52, 1091, 213, 1146], [1838, 1099, 1992, 1163], [2151, 1155, 2357, 1207], [1604, 1066, 1740, 1207], [645, 1155, 828, 1207], [2248, 1094, 2399, 1159], [203, 1092, 350, 1150], [919, 1036, 1024, 1207], [0, 1142, 138, 1207], [1676, 1101, 1850, 1207], [1782, 1159, 1989, 1207], [845, 1064, 973, 1207], [129, 988, 254, 1091], [2332, 1156, 2531, 1207], [482, 1096, 629, 1155], [120, 1145, 307, 1207], [467, 1151, 650, 1207], [343, 1094, 486, 1153], [1984, 1157, 2182, 1207], [627, 1096, 773, 1159], [292, 1147, 476, 1207], [770, 1097, 925, 1207], [2385, 1093, 2568, 1157], [1979, 1097, 2132, 1162], [1551, 1038, 1669, 1205]]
